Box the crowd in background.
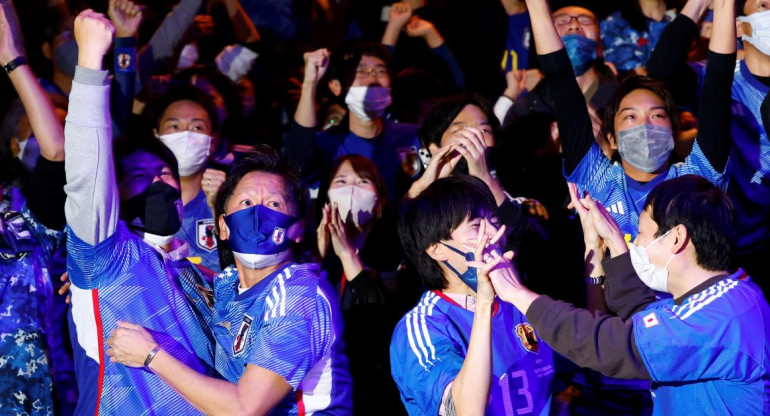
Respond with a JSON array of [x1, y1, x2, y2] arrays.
[[1, 0, 769, 414]]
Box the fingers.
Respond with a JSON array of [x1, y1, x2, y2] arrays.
[[489, 223, 506, 247], [116, 320, 142, 330], [201, 168, 226, 193]]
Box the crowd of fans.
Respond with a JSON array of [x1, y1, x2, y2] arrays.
[[1, 0, 769, 414]]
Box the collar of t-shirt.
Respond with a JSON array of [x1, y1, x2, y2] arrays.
[[443, 292, 478, 312], [673, 273, 729, 305], [147, 237, 190, 262]]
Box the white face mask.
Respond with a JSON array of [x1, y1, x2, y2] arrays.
[[628, 230, 676, 292], [327, 185, 378, 228], [739, 10, 770, 56], [157, 131, 212, 176], [143, 231, 175, 247], [232, 249, 291, 269], [344, 86, 392, 121]]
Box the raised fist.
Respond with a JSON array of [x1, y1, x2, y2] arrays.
[[74, 9, 115, 70], [0, 0, 25, 65], [109, 0, 144, 38], [302, 48, 330, 86]]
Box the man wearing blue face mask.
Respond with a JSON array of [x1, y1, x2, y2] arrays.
[[497, 4, 619, 130], [491, 174, 770, 416], [648, 0, 770, 294], [391, 175, 556, 415]]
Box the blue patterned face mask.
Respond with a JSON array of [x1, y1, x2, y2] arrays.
[[224, 205, 298, 269], [440, 242, 478, 292], [562, 34, 598, 76]]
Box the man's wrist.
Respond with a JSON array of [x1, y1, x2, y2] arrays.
[[3, 55, 27, 75], [78, 52, 105, 70], [144, 344, 162, 369]]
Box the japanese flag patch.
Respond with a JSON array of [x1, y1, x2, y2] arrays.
[[642, 312, 659, 328]]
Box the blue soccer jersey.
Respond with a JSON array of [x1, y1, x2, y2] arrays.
[[390, 291, 555, 416], [177, 190, 221, 272], [212, 263, 353, 415], [0, 206, 63, 415], [632, 272, 770, 415], [66, 222, 217, 415], [567, 141, 727, 241], [691, 60, 770, 251]]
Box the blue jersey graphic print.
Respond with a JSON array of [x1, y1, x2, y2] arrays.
[[212, 263, 353, 415], [66, 222, 217, 415], [391, 291, 555, 415], [0, 206, 63, 416], [177, 190, 221, 272]]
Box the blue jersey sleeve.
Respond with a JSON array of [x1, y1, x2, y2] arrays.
[[632, 280, 765, 383], [248, 271, 331, 389], [390, 312, 464, 415]]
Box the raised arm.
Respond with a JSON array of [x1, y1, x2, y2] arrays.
[[0, 0, 64, 162], [63, 10, 118, 244], [693, 0, 735, 173], [405, 16, 466, 90], [525, 0, 594, 175], [108, 0, 142, 137], [647, 0, 710, 107], [381, 2, 412, 48], [218, 0, 260, 44]]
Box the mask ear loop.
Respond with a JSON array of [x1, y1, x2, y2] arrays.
[[440, 242, 475, 278]]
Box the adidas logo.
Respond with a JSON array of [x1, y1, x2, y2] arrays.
[[607, 201, 625, 215]]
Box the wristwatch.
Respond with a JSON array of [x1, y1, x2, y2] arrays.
[[3, 56, 27, 75], [585, 275, 605, 285]]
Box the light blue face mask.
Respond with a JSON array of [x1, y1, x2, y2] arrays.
[[562, 34, 598, 76], [617, 124, 674, 173], [738, 9, 770, 56], [440, 242, 478, 292]]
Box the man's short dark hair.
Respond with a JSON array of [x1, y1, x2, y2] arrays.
[[214, 145, 308, 269], [398, 175, 497, 290], [644, 175, 735, 272], [149, 86, 221, 133], [418, 93, 500, 149]]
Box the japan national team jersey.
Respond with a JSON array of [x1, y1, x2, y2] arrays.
[[212, 263, 352, 415], [567, 141, 727, 240], [390, 291, 555, 415], [177, 190, 221, 272], [0, 206, 62, 415], [632, 272, 770, 415], [692, 60, 770, 251], [66, 222, 217, 415]]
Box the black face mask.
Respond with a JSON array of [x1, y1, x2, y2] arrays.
[[122, 181, 183, 236]]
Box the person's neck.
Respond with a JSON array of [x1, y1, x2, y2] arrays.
[[348, 113, 384, 139], [744, 45, 770, 77], [53, 71, 73, 95], [621, 159, 667, 182], [668, 264, 729, 300], [181, 172, 203, 205], [236, 260, 287, 290], [640, 0, 666, 21], [440, 269, 476, 297], [576, 67, 599, 94]]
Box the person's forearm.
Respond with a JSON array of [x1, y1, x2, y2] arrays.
[[294, 83, 318, 128], [526, 296, 650, 379], [222, 0, 260, 43], [680, 0, 711, 23], [710, 0, 736, 54], [524, 0, 561, 55], [149, 349, 248, 416], [8, 65, 64, 161], [137, 0, 203, 88], [483, 175, 508, 206], [450, 300, 493, 415], [501, 0, 526, 15], [340, 251, 364, 282], [646, 14, 699, 106], [585, 247, 608, 313], [112, 37, 137, 137], [382, 22, 402, 47], [64, 66, 120, 245]]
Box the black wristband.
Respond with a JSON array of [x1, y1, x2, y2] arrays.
[[3, 56, 27, 75]]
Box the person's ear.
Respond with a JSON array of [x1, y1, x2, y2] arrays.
[[218, 214, 229, 240], [42, 42, 52, 60], [289, 219, 305, 243], [671, 224, 689, 254], [425, 242, 448, 262], [737, 18, 747, 38], [607, 132, 618, 150], [428, 142, 440, 155], [328, 79, 342, 97]]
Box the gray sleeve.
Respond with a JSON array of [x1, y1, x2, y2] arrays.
[[64, 66, 120, 245], [136, 0, 203, 89]]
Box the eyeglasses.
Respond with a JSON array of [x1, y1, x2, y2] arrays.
[[355, 67, 389, 79], [553, 14, 597, 26]]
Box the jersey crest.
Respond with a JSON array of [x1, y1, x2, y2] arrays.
[[233, 314, 253, 356], [196, 219, 217, 252], [515, 323, 539, 353], [272, 227, 286, 245]]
